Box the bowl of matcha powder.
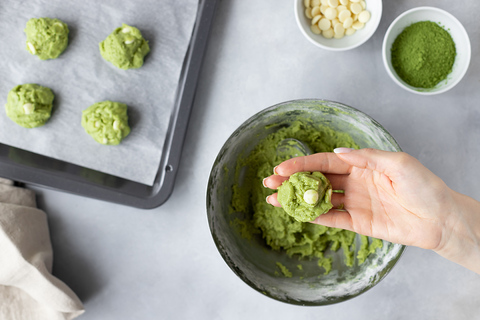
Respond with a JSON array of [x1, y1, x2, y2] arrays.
[[207, 99, 406, 305], [382, 7, 471, 95]]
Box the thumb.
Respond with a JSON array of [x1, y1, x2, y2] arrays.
[[333, 148, 411, 179]]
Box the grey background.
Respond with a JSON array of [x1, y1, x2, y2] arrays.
[[26, 0, 480, 319]]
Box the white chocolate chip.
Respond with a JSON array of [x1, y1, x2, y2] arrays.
[[23, 103, 34, 115], [312, 0, 321, 6], [303, 190, 319, 205], [95, 120, 101, 128], [102, 138, 108, 144], [305, 8, 313, 19], [321, 0, 329, 5], [337, 5, 347, 12], [327, 0, 338, 8], [361, 0, 366, 9], [358, 10, 371, 23], [304, 0, 311, 7], [324, 7, 337, 19], [320, 4, 328, 14], [350, 2, 363, 14], [340, 0, 349, 4], [124, 38, 135, 45], [122, 27, 131, 33], [350, 0, 360, 2], [322, 28, 334, 38], [343, 17, 353, 28], [311, 6, 321, 17], [318, 18, 331, 31], [113, 120, 120, 131], [312, 14, 322, 25], [352, 21, 365, 29], [338, 9, 351, 22], [334, 23, 345, 35], [334, 32, 345, 39], [27, 42, 36, 54], [310, 24, 321, 34], [331, 18, 341, 27], [346, 27, 356, 35]]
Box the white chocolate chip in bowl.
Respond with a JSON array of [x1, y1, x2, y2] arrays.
[[295, 0, 382, 50]]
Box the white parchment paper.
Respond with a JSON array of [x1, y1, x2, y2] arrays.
[[0, 0, 198, 185]]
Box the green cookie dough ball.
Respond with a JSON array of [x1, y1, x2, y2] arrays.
[[81, 101, 131, 145], [25, 18, 69, 60], [277, 171, 333, 222], [99, 23, 150, 70], [5, 84, 54, 128]]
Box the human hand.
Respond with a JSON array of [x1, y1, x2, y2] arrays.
[[263, 148, 480, 275]]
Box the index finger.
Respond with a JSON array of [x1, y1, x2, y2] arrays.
[[275, 152, 352, 177]]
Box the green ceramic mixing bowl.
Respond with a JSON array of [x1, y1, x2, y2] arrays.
[[206, 99, 406, 306]]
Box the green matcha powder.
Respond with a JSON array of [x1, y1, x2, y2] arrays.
[[391, 21, 456, 88]]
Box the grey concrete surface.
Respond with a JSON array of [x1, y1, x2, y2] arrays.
[[28, 0, 480, 319]]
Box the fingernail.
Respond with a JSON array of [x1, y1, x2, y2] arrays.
[[262, 178, 268, 188], [266, 195, 271, 204], [273, 166, 278, 175], [334, 147, 354, 154]]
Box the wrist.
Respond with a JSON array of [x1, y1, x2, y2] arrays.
[[434, 189, 480, 274]]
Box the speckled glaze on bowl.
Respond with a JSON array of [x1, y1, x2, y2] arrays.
[[206, 99, 406, 306]]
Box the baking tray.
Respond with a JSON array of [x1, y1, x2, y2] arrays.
[[0, 0, 218, 209]]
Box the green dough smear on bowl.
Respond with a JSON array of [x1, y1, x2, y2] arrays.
[[25, 18, 69, 60], [277, 171, 333, 223], [99, 23, 150, 70], [81, 101, 131, 145], [231, 120, 382, 275], [5, 84, 54, 128]]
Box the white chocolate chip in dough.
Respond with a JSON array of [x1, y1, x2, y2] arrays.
[[113, 120, 120, 131], [318, 18, 332, 30], [322, 28, 334, 38], [27, 42, 36, 54], [23, 103, 34, 115], [95, 120, 101, 128], [303, 190, 319, 205], [102, 138, 108, 144], [124, 38, 135, 45], [122, 27, 131, 33], [358, 10, 371, 23]]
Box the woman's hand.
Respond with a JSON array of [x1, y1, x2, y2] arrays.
[[263, 148, 480, 274]]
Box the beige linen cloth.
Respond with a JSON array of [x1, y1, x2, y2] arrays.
[[0, 178, 84, 319]]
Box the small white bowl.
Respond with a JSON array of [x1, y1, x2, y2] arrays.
[[382, 7, 471, 95], [294, 0, 383, 51]]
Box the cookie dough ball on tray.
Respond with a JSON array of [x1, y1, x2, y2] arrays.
[[277, 171, 333, 222], [81, 101, 131, 145], [5, 84, 54, 128], [25, 18, 69, 60], [99, 23, 150, 70]]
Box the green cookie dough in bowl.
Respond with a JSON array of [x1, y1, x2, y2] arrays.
[[81, 101, 131, 145], [25, 18, 69, 60], [99, 23, 150, 70], [277, 171, 333, 223], [207, 99, 406, 305], [5, 84, 54, 128]]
